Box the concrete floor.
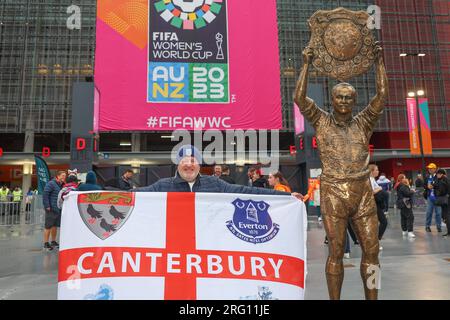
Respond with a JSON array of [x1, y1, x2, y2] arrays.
[[0, 209, 449, 300]]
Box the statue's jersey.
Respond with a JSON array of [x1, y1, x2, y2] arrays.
[[301, 100, 382, 181]]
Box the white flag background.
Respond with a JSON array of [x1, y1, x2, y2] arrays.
[[57, 191, 307, 300]]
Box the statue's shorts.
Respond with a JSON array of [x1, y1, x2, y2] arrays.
[[320, 177, 379, 275]]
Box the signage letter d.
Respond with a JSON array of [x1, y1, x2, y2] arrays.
[[76, 138, 86, 151], [42, 147, 51, 158]]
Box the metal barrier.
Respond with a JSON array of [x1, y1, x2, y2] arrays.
[[0, 202, 21, 225], [0, 195, 45, 227]]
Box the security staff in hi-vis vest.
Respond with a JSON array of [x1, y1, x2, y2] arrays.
[[294, 43, 388, 300]]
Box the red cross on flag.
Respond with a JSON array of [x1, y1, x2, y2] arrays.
[[58, 192, 307, 300]]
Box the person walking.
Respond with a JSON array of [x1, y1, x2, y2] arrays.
[[369, 165, 388, 249], [395, 174, 415, 238], [77, 171, 103, 191], [424, 163, 442, 233], [42, 170, 66, 251], [434, 169, 449, 237], [268, 171, 292, 193]]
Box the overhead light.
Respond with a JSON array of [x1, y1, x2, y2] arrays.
[[400, 53, 407, 57], [230, 141, 237, 145], [120, 142, 131, 146], [408, 92, 415, 97], [161, 135, 175, 139], [417, 90, 425, 96], [418, 53, 426, 57]]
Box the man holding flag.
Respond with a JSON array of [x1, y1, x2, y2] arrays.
[[135, 145, 304, 201]]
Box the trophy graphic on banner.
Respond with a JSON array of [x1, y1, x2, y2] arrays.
[[216, 33, 225, 60], [295, 7, 389, 300]]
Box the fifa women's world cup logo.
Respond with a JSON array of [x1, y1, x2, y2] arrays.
[[154, 0, 224, 30], [149, 0, 229, 103]]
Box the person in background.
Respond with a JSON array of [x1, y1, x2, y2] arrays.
[[213, 165, 222, 178], [78, 171, 103, 191], [252, 169, 267, 188], [43, 170, 66, 251], [395, 174, 415, 238], [0, 185, 10, 202], [219, 165, 236, 185], [268, 171, 292, 193], [415, 174, 424, 189], [25, 188, 34, 212], [343, 231, 351, 259], [424, 163, 442, 233], [434, 169, 449, 237], [67, 168, 78, 179], [12, 186, 22, 215], [57, 175, 80, 210], [119, 169, 134, 191], [247, 167, 256, 187], [377, 172, 391, 213], [369, 164, 388, 250], [304, 176, 321, 221], [414, 174, 426, 207]]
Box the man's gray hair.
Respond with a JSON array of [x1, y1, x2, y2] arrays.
[[332, 82, 357, 97]]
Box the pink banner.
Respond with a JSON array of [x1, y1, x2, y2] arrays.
[[95, 0, 282, 131], [294, 103, 304, 135], [93, 86, 100, 133], [406, 98, 420, 155]]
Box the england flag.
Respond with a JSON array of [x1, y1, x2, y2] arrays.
[[57, 191, 307, 300]]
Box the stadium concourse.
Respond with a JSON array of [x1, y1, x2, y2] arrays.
[[0, 207, 449, 300]]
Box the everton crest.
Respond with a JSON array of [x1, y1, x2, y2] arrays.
[[226, 199, 280, 244], [77, 192, 135, 240]]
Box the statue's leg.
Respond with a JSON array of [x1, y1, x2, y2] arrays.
[[351, 180, 380, 300], [321, 180, 349, 300]]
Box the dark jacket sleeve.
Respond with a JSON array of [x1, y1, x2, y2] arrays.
[[434, 178, 449, 197], [399, 184, 415, 198], [218, 178, 290, 196], [43, 181, 53, 208], [133, 181, 160, 192]]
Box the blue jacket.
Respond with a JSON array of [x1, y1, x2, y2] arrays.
[[78, 171, 103, 191], [43, 179, 63, 213], [134, 174, 290, 196]]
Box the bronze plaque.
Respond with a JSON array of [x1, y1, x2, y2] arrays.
[[308, 7, 376, 81]]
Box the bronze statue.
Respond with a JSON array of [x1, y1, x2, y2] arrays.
[[294, 9, 388, 300]]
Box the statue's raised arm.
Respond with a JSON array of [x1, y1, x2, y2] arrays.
[[368, 42, 389, 114], [294, 47, 324, 127]]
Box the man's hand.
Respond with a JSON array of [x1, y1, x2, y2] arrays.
[[291, 192, 304, 201], [302, 47, 314, 65], [46, 207, 51, 212]]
